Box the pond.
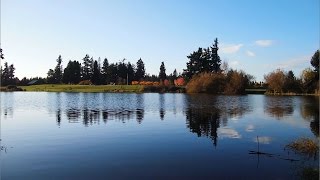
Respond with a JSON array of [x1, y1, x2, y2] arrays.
[[0, 92, 318, 179]]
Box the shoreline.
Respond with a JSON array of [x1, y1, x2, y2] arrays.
[[0, 85, 319, 96]]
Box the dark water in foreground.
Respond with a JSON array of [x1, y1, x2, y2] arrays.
[[0, 92, 319, 179]]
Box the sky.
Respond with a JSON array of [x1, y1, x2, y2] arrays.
[[1, 0, 319, 81]]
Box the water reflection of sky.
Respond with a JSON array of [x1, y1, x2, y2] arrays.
[[218, 127, 242, 139], [253, 136, 272, 144]]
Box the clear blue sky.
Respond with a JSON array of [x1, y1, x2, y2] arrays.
[[1, 0, 319, 81]]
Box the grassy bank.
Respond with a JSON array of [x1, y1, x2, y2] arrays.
[[19, 84, 144, 93], [17, 84, 185, 93], [0, 85, 24, 92]]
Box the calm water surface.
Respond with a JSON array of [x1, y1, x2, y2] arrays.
[[0, 92, 319, 179]]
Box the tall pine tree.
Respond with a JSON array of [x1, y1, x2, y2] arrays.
[[1, 62, 16, 85], [117, 59, 128, 84], [184, 48, 203, 80], [102, 58, 110, 84], [47, 69, 55, 84], [63, 60, 81, 84], [82, 54, 92, 80], [135, 58, 145, 81], [172, 69, 177, 79], [109, 63, 118, 84], [159, 62, 167, 81], [211, 38, 221, 73], [127, 62, 135, 84], [1, 62, 9, 86], [54, 55, 63, 83], [91, 60, 101, 85]]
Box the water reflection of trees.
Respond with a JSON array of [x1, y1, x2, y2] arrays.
[[264, 96, 294, 119], [159, 94, 165, 120], [55, 93, 62, 126], [186, 107, 220, 146], [63, 108, 145, 126], [52, 93, 146, 126], [300, 97, 319, 136], [136, 94, 144, 124], [1, 93, 14, 118], [185, 95, 252, 146]]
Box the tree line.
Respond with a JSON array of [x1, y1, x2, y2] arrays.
[[46, 55, 145, 85], [0, 53, 180, 86], [45, 54, 180, 85], [0, 41, 319, 95], [264, 50, 319, 94]]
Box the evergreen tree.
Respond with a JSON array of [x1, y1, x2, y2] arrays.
[[135, 58, 145, 81], [311, 50, 319, 73], [54, 55, 63, 83], [0, 48, 4, 86], [0, 66, 2, 85], [127, 62, 135, 84], [82, 54, 92, 80], [1, 62, 9, 85], [97, 57, 102, 72], [91, 60, 101, 85], [309, 50, 320, 92], [201, 47, 211, 72], [0, 48, 4, 60], [47, 69, 55, 84], [1, 62, 9, 86], [145, 74, 159, 82], [63, 60, 81, 84], [1, 62, 16, 86], [159, 62, 167, 81], [173, 69, 178, 79], [117, 59, 128, 84], [210, 38, 221, 73], [184, 48, 203, 79], [109, 63, 118, 84], [19, 77, 29, 86], [102, 58, 110, 84], [183, 38, 221, 80], [8, 64, 16, 85]]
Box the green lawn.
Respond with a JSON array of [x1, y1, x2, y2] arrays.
[[19, 84, 144, 93]]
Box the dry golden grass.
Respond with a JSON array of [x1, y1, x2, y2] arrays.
[[285, 138, 319, 156]]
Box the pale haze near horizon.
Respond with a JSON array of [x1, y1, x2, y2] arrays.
[[1, 0, 319, 81]]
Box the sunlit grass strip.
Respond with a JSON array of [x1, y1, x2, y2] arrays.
[[19, 84, 144, 93], [285, 138, 319, 156]]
